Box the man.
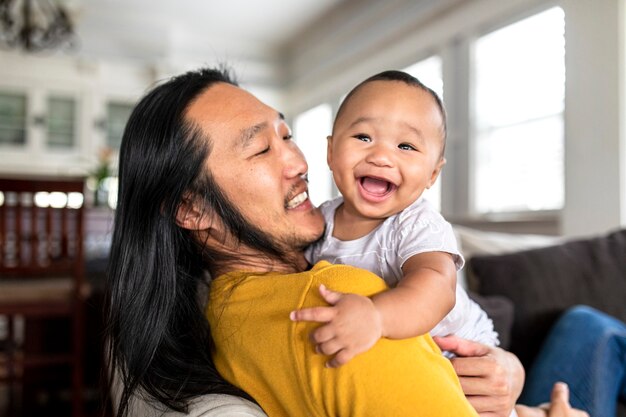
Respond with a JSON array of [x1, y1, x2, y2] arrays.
[[105, 67, 586, 417]]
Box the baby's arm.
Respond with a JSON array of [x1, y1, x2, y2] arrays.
[[290, 251, 457, 367], [374, 251, 457, 339], [290, 283, 383, 367]]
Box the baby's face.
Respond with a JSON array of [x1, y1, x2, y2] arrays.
[[328, 80, 445, 220]]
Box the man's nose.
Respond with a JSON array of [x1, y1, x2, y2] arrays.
[[283, 142, 308, 178]]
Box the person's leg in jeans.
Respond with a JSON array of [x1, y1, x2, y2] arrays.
[[519, 305, 626, 417]]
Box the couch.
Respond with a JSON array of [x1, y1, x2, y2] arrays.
[[456, 226, 626, 415]]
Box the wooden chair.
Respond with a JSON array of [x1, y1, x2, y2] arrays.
[[0, 176, 87, 417]]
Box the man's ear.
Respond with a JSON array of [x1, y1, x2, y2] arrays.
[[175, 196, 213, 231], [427, 157, 446, 189], [326, 135, 334, 169]]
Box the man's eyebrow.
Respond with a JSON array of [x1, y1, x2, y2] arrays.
[[237, 112, 286, 150], [237, 122, 268, 150], [235, 112, 285, 149]]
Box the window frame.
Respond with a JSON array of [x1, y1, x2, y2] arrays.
[[46, 94, 79, 151], [104, 100, 135, 151], [0, 88, 30, 151]]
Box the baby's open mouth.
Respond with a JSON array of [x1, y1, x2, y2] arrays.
[[359, 176, 397, 196]]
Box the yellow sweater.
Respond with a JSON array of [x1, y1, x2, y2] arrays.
[[207, 261, 478, 417]]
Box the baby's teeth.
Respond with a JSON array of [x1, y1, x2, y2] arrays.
[[287, 191, 308, 209]]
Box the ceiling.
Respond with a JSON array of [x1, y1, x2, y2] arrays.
[[74, 0, 345, 65]]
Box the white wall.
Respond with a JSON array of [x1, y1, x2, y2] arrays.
[[561, 0, 625, 236], [620, 0, 626, 230]]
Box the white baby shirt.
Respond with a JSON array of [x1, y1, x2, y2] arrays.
[[305, 196, 499, 345]]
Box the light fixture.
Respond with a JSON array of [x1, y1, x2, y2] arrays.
[[0, 0, 76, 52]]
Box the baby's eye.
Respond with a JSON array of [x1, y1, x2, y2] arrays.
[[398, 143, 417, 151], [283, 134, 293, 141], [354, 134, 372, 142]]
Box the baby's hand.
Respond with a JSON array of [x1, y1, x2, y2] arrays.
[[290, 284, 383, 367]]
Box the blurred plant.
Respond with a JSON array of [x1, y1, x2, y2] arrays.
[[91, 147, 112, 185], [90, 147, 113, 206]]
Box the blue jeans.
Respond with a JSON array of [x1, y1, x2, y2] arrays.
[[519, 305, 626, 417]]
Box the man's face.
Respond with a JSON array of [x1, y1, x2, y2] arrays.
[[185, 83, 325, 256]]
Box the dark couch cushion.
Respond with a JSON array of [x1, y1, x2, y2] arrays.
[[468, 291, 515, 350], [469, 228, 626, 369]]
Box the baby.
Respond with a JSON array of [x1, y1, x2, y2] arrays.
[[291, 70, 497, 367]]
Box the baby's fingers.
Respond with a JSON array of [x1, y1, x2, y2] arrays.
[[316, 339, 343, 356], [310, 323, 336, 344], [290, 306, 335, 323], [318, 284, 344, 305], [326, 349, 356, 368]]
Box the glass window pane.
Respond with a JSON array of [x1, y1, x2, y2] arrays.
[[473, 7, 565, 213], [294, 104, 333, 206], [106, 102, 134, 149], [474, 8, 565, 128], [404, 55, 444, 99], [0, 93, 27, 146], [47, 96, 76, 148], [475, 115, 564, 212], [404, 55, 444, 212]]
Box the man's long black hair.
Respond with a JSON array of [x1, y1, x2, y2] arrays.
[[104, 67, 287, 416]]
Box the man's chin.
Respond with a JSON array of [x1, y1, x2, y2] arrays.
[[283, 225, 325, 254], [308, 224, 326, 247], [303, 226, 326, 250]]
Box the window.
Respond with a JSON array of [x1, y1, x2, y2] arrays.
[[404, 55, 443, 99], [47, 96, 76, 148], [293, 104, 333, 206], [472, 7, 565, 213], [0, 93, 27, 146], [106, 102, 134, 149], [404, 55, 444, 212]]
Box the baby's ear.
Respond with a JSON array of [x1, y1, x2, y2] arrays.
[[427, 158, 446, 188], [326, 135, 334, 168], [175, 195, 213, 230]]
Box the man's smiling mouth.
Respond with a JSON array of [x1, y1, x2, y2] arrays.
[[286, 191, 309, 209]]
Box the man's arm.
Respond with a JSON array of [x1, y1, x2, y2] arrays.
[[434, 335, 525, 417]]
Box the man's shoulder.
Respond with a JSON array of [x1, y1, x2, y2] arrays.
[[124, 392, 267, 417], [309, 261, 388, 296], [183, 394, 267, 417]]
